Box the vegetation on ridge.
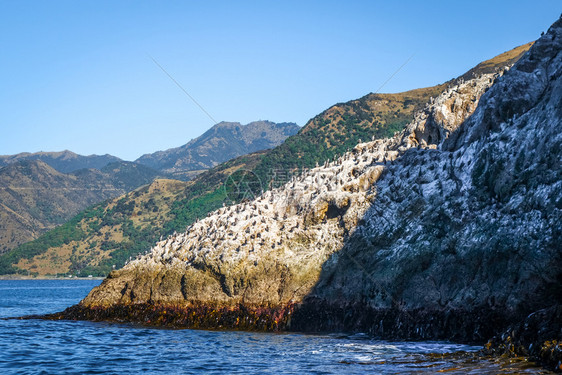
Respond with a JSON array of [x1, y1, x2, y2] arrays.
[[0, 160, 164, 256], [0, 43, 532, 277]]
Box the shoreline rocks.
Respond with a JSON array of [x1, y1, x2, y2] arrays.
[[47, 302, 297, 332], [44, 16, 562, 374], [46, 301, 561, 371], [483, 305, 562, 372]]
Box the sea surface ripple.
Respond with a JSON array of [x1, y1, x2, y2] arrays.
[[0, 280, 551, 374]]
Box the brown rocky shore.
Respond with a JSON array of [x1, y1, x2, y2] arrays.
[[46, 299, 562, 371]]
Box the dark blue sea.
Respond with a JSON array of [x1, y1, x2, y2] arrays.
[[0, 280, 551, 374]]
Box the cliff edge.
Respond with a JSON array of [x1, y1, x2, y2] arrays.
[[54, 16, 561, 372]]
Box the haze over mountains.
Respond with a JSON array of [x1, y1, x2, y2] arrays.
[[0, 120, 298, 255], [136, 121, 300, 180]]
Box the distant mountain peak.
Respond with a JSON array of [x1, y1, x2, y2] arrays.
[[135, 120, 299, 180], [0, 151, 122, 174]]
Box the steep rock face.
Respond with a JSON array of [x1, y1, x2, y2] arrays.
[[136, 121, 299, 180], [308, 19, 562, 316], [292, 18, 562, 370], [60, 20, 560, 369], [74, 68, 499, 311]]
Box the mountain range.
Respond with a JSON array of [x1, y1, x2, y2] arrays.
[[0, 41, 532, 277], [0, 151, 121, 174], [57, 17, 562, 371], [0, 160, 162, 254], [0, 120, 298, 255], [135, 121, 300, 180]]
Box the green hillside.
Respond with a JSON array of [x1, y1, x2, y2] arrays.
[[0, 160, 163, 255], [0, 43, 532, 277]]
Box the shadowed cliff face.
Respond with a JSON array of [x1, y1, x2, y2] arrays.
[[75, 67, 501, 310], [60, 20, 561, 369], [290, 18, 562, 370], [302, 17, 562, 315], [307, 18, 562, 315]]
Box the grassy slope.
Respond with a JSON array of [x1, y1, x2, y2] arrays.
[[459, 42, 533, 81], [253, 87, 445, 184], [0, 153, 265, 276], [0, 43, 532, 276], [0, 160, 163, 255]]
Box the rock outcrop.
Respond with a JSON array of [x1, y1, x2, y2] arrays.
[[56, 16, 561, 372], [62, 67, 501, 311], [293, 18, 562, 370]]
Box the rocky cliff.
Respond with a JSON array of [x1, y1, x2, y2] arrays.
[[5, 43, 529, 277], [61, 59, 500, 311], [56, 17, 561, 371]]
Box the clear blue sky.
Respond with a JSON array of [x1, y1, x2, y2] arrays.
[[1, 1, 559, 161]]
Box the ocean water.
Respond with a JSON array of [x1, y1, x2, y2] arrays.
[[0, 280, 551, 374]]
